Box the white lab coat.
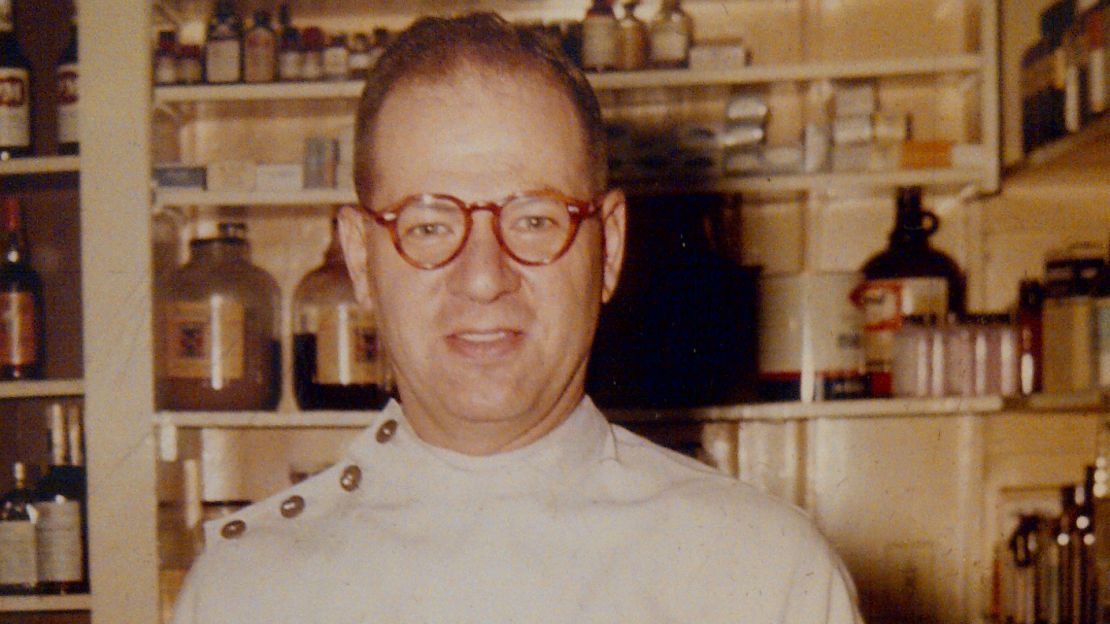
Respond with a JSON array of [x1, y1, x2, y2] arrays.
[[172, 397, 864, 623]]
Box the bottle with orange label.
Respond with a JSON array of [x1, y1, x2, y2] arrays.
[[0, 196, 43, 380], [292, 214, 390, 410], [856, 186, 964, 397]]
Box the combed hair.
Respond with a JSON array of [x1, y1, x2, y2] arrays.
[[354, 12, 607, 207]]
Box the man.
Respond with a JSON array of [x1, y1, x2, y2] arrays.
[[172, 13, 863, 623]]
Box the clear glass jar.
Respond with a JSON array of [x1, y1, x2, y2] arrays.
[[156, 222, 281, 411], [291, 216, 390, 410]]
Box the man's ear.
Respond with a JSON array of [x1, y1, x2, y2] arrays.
[[337, 205, 376, 309], [599, 189, 627, 304]]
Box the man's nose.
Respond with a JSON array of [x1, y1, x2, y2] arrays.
[[446, 213, 521, 302]]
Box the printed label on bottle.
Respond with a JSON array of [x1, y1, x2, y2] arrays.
[[317, 304, 380, 385], [1090, 50, 1107, 114], [0, 520, 37, 586], [278, 51, 303, 80], [581, 18, 618, 69], [56, 62, 79, 145], [1094, 298, 1110, 387], [35, 500, 81, 583], [302, 51, 323, 80], [164, 299, 244, 386], [0, 67, 29, 149], [155, 56, 177, 84], [323, 47, 349, 79], [856, 277, 948, 392], [243, 31, 276, 83], [205, 39, 241, 83], [0, 292, 37, 366], [650, 27, 688, 65]]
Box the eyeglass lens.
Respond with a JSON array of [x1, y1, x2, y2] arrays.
[[394, 195, 575, 266]]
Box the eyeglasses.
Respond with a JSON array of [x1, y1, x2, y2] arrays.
[[369, 189, 601, 270]]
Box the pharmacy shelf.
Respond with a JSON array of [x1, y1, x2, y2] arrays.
[[0, 156, 79, 176], [0, 379, 84, 399], [151, 54, 982, 106], [0, 593, 91, 612], [155, 166, 984, 208]]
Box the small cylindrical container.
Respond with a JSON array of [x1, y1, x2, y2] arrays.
[[943, 317, 975, 397], [891, 314, 942, 397], [157, 222, 281, 411]]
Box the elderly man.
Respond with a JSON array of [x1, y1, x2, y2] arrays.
[[172, 13, 862, 623]]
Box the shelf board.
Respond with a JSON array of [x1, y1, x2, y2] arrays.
[[155, 187, 357, 208], [0, 593, 91, 612], [0, 379, 84, 399], [0, 156, 79, 175], [589, 54, 983, 90], [151, 54, 982, 106], [156, 410, 378, 429]]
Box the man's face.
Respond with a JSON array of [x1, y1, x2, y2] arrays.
[[340, 68, 625, 454]]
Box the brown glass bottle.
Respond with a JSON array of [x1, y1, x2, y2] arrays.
[[292, 217, 390, 410], [857, 187, 965, 397], [34, 403, 86, 594], [0, 0, 30, 159], [0, 197, 43, 379], [55, 7, 78, 155]]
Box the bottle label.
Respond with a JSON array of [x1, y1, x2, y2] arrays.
[[581, 17, 618, 70], [1095, 298, 1110, 387], [35, 500, 81, 583], [302, 51, 323, 80], [0, 519, 37, 586], [164, 300, 245, 385], [205, 39, 241, 83], [323, 47, 349, 80], [650, 26, 688, 65], [317, 304, 380, 385], [155, 55, 177, 85], [56, 62, 79, 145], [243, 31, 276, 83], [278, 50, 303, 81], [0, 67, 29, 149], [857, 277, 948, 392], [0, 292, 37, 366]]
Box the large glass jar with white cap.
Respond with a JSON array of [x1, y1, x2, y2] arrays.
[[156, 221, 281, 411]]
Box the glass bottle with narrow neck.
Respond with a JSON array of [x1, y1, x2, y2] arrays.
[[293, 217, 390, 410], [0, 461, 37, 594], [35, 403, 86, 594], [56, 4, 78, 154], [649, 0, 692, 69], [0, 0, 30, 159], [0, 196, 43, 379], [205, 0, 242, 84], [616, 1, 647, 71], [581, 0, 618, 72]]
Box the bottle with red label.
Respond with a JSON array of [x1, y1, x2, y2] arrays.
[[0, 196, 43, 380], [0, 0, 30, 159], [856, 186, 965, 397], [55, 4, 78, 155]]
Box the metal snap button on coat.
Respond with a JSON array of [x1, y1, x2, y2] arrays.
[[376, 419, 398, 443], [339, 465, 362, 491], [280, 495, 305, 518], [221, 519, 247, 539]]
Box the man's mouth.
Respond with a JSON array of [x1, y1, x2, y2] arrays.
[[445, 329, 525, 359]]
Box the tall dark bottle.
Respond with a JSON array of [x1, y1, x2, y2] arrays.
[[0, 0, 30, 159], [34, 403, 86, 594], [0, 196, 43, 379], [55, 5, 78, 155], [0, 461, 37, 594], [856, 186, 965, 397], [292, 217, 390, 410]]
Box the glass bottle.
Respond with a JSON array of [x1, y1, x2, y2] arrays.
[[1093, 234, 1110, 388], [277, 3, 302, 81], [0, 461, 37, 594], [323, 34, 349, 81], [157, 222, 281, 411], [616, 1, 647, 71], [293, 217, 390, 410], [55, 4, 78, 155], [581, 0, 618, 72], [300, 27, 325, 81], [1016, 279, 1044, 395], [0, 0, 30, 159], [242, 9, 276, 83], [177, 44, 203, 85], [649, 0, 692, 69], [205, 0, 242, 84], [349, 33, 371, 80], [857, 186, 965, 397], [0, 196, 44, 380], [154, 31, 178, 85], [34, 403, 86, 594]]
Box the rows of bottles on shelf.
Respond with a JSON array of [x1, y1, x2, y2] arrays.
[[0, 401, 87, 596], [153, 0, 701, 89], [0, 0, 78, 159], [993, 427, 1110, 624], [754, 186, 1110, 403], [1021, 0, 1110, 154]]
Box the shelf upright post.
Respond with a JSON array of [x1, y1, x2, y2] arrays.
[[80, 0, 160, 622]]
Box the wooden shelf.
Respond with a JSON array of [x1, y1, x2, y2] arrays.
[[0, 379, 84, 399], [152, 54, 983, 106], [0, 156, 79, 176], [0, 593, 91, 612], [154, 188, 357, 208]]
